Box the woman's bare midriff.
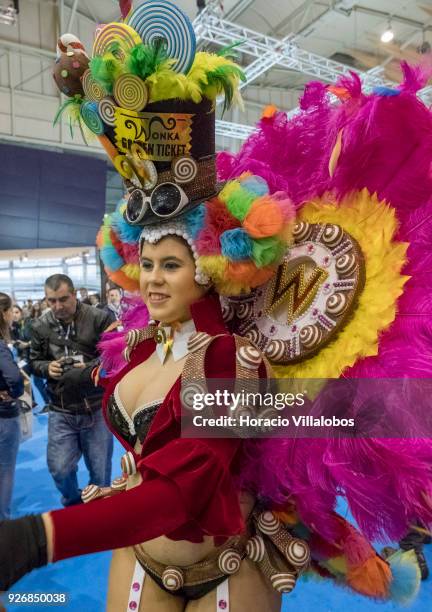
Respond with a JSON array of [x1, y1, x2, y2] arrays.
[[128, 468, 255, 565]]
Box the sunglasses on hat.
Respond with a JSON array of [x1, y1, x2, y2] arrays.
[[125, 183, 189, 225]]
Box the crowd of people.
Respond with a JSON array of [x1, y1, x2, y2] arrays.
[[0, 278, 123, 521]]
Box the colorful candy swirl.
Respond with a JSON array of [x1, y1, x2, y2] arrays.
[[80, 101, 105, 135], [113, 74, 148, 111], [81, 69, 107, 102]]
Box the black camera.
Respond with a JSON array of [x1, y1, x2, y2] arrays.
[[61, 357, 80, 373]]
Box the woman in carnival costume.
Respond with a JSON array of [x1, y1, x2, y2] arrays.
[[2, 2, 432, 610]]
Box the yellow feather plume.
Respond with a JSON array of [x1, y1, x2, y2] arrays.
[[122, 263, 140, 280], [147, 63, 189, 102]]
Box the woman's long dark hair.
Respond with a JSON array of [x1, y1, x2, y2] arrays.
[[0, 292, 12, 341], [30, 303, 41, 319]]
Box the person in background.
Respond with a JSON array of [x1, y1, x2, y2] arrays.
[[11, 305, 24, 337], [0, 293, 24, 519], [29, 302, 42, 320], [78, 287, 91, 306], [22, 303, 51, 408], [89, 293, 101, 308], [39, 299, 50, 315], [30, 275, 113, 506], [103, 287, 122, 323], [11, 305, 30, 355], [10, 305, 31, 374]]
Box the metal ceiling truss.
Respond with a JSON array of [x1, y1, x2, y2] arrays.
[[194, 6, 432, 131], [195, 9, 392, 89]]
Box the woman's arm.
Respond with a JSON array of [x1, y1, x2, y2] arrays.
[[0, 476, 187, 591], [0, 436, 243, 590], [0, 341, 24, 398]]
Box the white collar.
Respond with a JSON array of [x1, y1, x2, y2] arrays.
[[155, 319, 196, 363]]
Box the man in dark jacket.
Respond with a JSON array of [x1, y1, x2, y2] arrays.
[[30, 274, 113, 507]]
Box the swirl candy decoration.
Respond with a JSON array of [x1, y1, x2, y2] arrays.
[[187, 331, 211, 353], [180, 381, 208, 410], [81, 69, 107, 102], [257, 511, 280, 535], [161, 567, 184, 591], [113, 74, 148, 111], [236, 345, 262, 370], [92, 22, 142, 60], [81, 484, 101, 503], [80, 101, 105, 135], [171, 156, 198, 184], [120, 451, 137, 476], [292, 221, 311, 242], [127, 0, 196, 74], [285, 538, 310, 568], [217, 549, 242, 575], [270, 572, 297, 594], [98, 97, 117, 126], [246, 535, 266, 563], [299, 324, 322, 349]]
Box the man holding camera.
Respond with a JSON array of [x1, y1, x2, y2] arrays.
[[30, 274, 114, 507]]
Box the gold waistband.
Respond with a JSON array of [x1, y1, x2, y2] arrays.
[[134, 533, 249, 590], [133, 510, 311, 595]]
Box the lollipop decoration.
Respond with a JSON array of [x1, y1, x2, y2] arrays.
[[93, 22, 142, 61], [127, 0, 196, 74], [113, 74, 148, 111], [52, 0, 244, 203], [98, 97, 118, 126], [80, 101, 105, 135], [81, 69, 108, 102]]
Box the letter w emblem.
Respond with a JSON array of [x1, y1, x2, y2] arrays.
[[265, 259, 328, 324]]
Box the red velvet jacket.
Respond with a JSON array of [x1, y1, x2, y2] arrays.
[[50, 293, 252, 562]]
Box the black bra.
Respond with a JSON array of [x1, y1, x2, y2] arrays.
[[106, 386, 162, 447]]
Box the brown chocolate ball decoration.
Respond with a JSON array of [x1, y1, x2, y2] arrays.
[[53, 47, 89, 97]]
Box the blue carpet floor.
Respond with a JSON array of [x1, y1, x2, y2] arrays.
[[3, 411, 431, 611]]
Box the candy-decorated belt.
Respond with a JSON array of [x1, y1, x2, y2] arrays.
[[133, 509, 310, 598]]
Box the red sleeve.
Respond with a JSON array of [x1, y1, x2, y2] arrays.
[[51, 333, 266, 562], [51, 437, 243, 562]]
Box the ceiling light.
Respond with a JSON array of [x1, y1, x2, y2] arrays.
[[381, 21, 394, 44]]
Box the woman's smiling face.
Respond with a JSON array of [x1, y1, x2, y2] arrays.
[[140, 236, 207, 324]]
